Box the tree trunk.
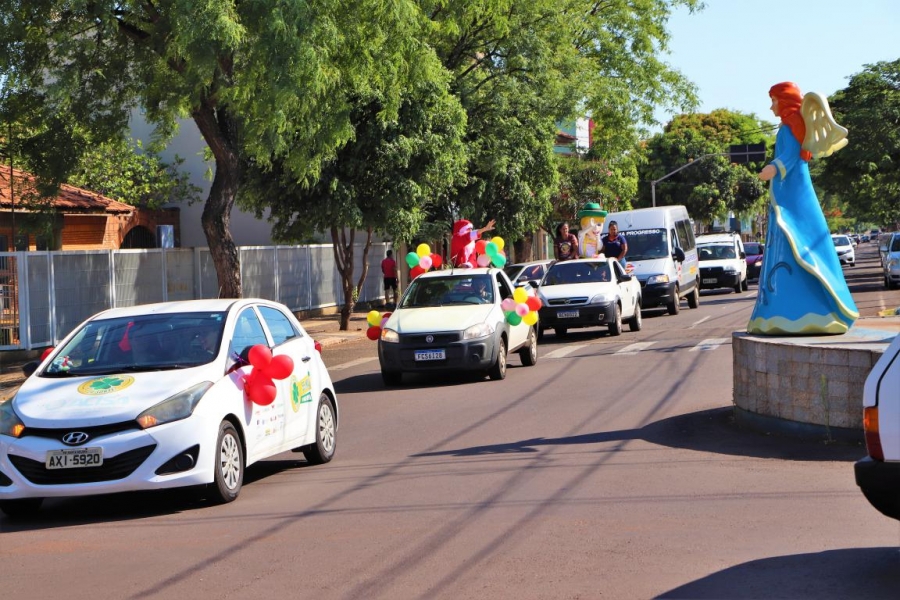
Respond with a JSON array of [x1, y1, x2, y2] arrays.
[[513, 231, 535, 263], [332, 226, 356, 331], [192, 100, 242, 298]]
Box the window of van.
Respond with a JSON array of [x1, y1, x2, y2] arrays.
[[675, 220, 695, 250]]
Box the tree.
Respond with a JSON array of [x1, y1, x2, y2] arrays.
[[818, 59, 900, 229], [1, 0, 436, 297], [241, 80, 468, 329], [640, 109, 772, 225]]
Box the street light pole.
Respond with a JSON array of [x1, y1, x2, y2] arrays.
[[651, 152, 729, 207]]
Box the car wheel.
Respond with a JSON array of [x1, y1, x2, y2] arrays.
[[519, 327, 538, 366], [488, 338, 507, 381], [687, 285, 700, 309], [209, 421, 243, 504], [0, 498, 43, 518], [733, 279, 742, 293], [554, 327, 568, 337], [741, 277, 748, 291], [666, 288, 680, 315], [537, 324, 544, 342], [628, 299, 643, 332], [608, 303, 622, 336], [302, 394, 337, 465], [382, 370, 403, 386]]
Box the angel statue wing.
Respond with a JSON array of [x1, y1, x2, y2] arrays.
[[800, 92, 848, 158]]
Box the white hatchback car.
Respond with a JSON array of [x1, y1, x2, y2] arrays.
[[832, 234, 855, 267], [378, 268, 537, 385], [0, 299, 338, 517]]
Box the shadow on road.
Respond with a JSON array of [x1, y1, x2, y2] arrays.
[[657, 546, 900, 599], [412, 407, 863, 462]]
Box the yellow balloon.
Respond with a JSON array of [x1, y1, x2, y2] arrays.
[[523, 311, 538, 326], [367, 310, 381, 327], [416, 243, 431, 257], [513, 287, 528, 304], [492, 236, 505, 251]]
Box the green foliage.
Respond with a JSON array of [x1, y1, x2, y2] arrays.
[[818, 59, 900, 229], [640, 109, 773, 223]]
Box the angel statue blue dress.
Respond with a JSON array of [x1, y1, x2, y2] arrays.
[[747, 82, 858, 335]]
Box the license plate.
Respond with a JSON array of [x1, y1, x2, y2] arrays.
[[46, 447, 104, 469], [557, 310, 579, 318], [702, 278, 717, 284], [414, 349, 446, 361]]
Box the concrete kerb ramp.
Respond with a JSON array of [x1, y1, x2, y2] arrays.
[[732, 317, 900, 443]]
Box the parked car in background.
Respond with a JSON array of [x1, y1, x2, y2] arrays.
[[832, 234, 856, 267], [0, 299, 339, 517], [536, 257, 642, 338], [696, 233, 748, 293], [378, 268, 537, 385], [743, 241, 765, 280], [855, 332, 900, 521], [881, 232, 900, 290], [503, 259, 554, 286]]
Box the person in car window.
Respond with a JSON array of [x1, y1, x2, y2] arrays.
[[601, 221, 628, 267], [554, 222, 578, 261]]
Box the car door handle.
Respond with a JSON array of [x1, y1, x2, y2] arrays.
[[302, 356, 312, 362]]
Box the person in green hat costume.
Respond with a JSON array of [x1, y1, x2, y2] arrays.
[[576, 202, 608, 258]]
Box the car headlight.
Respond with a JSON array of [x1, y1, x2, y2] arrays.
[[0, 400, 26, 438], [723, 265, 737, 273], [464, 323, 494, 339], [647, 274, 669, 285], [136, 381, 213, 429], [591, 293, 614, 304], [381, 328, 400, 343], [754, 259, 763, 266], [887, 258, 899, 269]]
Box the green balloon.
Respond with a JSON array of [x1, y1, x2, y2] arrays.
[[406, 252, 419, 268], [505, 311, 522, 326], [492, 254, 507, 268], [485, 242, 499, 256]]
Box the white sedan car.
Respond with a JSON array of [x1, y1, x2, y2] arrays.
[[0, 299, 338, 517], [832, 234, 855, 267], [378, 268, 537, 385]]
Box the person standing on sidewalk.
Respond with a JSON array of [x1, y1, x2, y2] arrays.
[[381, 249, 398, 307]]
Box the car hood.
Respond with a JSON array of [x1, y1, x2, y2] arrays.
[[540, 282, 616, 300], [12, 367, 216, 428], [699, 259, 739, 268], [388, 305, 495, 334], [626, 258, 669, 278]]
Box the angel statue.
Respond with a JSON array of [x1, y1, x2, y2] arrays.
[[747, 82, 858, 335]]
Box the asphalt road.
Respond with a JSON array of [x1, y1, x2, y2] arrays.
[[2, 243, 899, 600]]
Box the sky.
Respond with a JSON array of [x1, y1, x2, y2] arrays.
[[656, 0, 900, 126]]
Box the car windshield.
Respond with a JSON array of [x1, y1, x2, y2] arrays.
[[43, 312, 228, 376], [543, 262, 611, 286], [833, 236, 850, 246], [744, 243, 762, 255], [620, 229, 669, 261], [400, 274, 494, 307], [698, 244, 736, 261]]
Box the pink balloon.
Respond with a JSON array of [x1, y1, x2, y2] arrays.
[[515, 303, 529, 317], [476, 254, 491, 267], [380, 317, 389, 329], [501, 298, 516, 312], [419, 255, 433, 270], [248, 344, 272, 369], [264, 354, 294, 380]]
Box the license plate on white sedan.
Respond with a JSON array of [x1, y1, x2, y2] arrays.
[[702, 278, 717, 284], [46, 447, 103, 469], [557, 310, 579, 318], [414, 349, 446, 361]]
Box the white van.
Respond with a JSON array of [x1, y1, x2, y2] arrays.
[[601, 206, 700, 314]]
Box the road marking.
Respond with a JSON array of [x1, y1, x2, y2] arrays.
[[690, 316, 710, 328], [616, 342, 656, 356], [544, 345, 588, 359], [329, 357, 378, 370], [690, 338, 728, 352]]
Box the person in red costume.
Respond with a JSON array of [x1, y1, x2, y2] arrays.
[[450, 218, 496, 267]]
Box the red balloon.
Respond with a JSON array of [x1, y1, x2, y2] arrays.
[[526, 296, 543, 311], [248, 344, 272, 368], [430, 254, 443, 268], [243, 370, 277, 406], [41, 347, 54, 361], [265, 354, 294, 380], [381, 312, 392, 320], [366, 326, 381, 341], [475, 239, 488, 255], [410, 266, 426, 279]]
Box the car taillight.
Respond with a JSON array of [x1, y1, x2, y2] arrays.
[[314, 340, 322, 353], [864, 407, 884, 461]]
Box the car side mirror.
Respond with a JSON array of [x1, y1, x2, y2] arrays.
[[620, 274, 632, 282], [673, 247, 686, 262], [740, 251, 746, 259], [22, 361, 39, 377], [528, 280, 540, 288]]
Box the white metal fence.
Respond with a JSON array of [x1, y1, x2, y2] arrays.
[[0, 243, 388, 350]]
